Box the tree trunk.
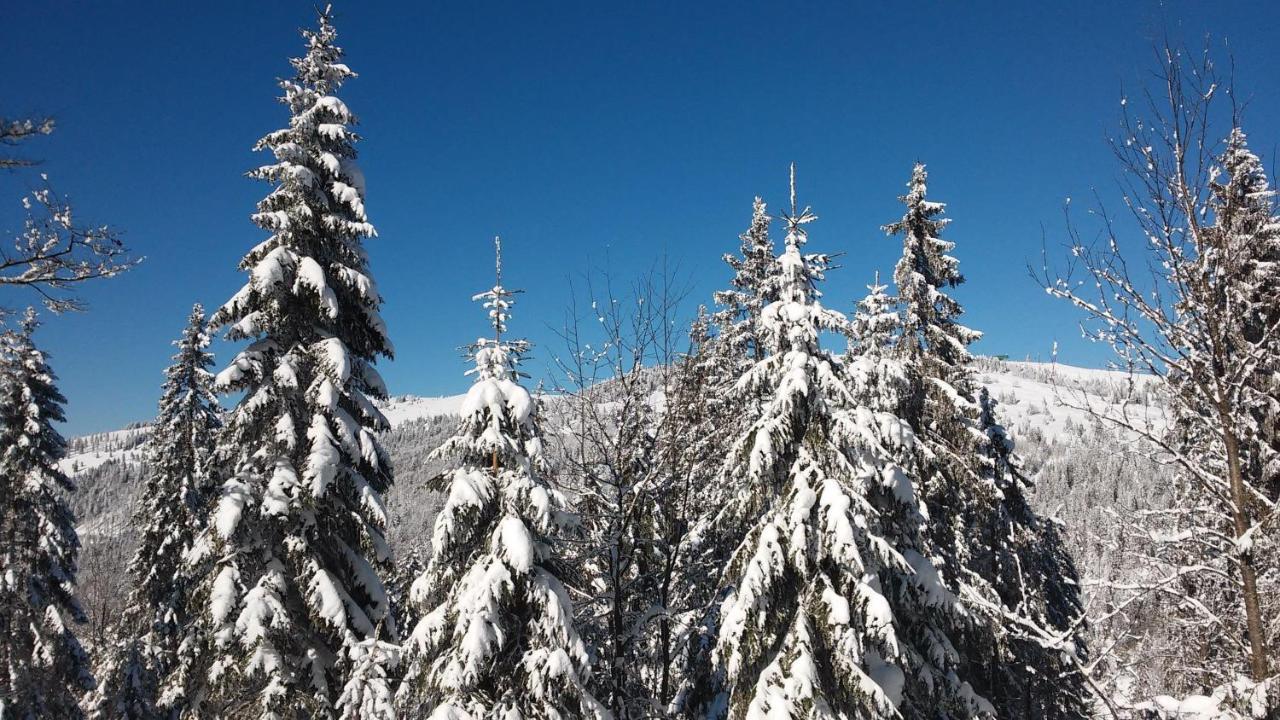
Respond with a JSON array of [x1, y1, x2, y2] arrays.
[[1219, 402, 1271, 681]]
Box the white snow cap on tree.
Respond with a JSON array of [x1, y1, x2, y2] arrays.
[[398, 237, 607, 719]]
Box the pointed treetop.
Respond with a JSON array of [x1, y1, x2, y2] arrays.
[[475, 236, 519, 339], [910, 160, 927, 189], [867, 270, 892, 298], [289, 2, 353, 98], [780, 163, 817, 251], [789, 161, 797, 217], [494, 234, 503, 289], [775, 166, 821, 307]]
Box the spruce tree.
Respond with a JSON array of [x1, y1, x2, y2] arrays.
[[848, 272, 897, 360], [0, 310, 94, 719], [713, 197, 778, 364], [845, 272, 904, 415], [192, 7, 397, 716], [684, 199, 783, 562], [708, 167, 988, 718], [88, 304, 220, 720], [398, 238, 605, 719], [884, 163, 1087, 717], [1209, 128, 1280, 508]]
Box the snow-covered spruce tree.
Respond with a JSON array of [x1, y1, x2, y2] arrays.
[[883, 163, 981, 440], [844, 272, 905, 416], [399, 238, 605, 719], [0, 310, 94, 719], [386, 546, 425, 640], [190, 8, 398, 717], [848, 273, 897, 361], [885, 164, 1088, 717], [705, 167, 989, 719], [682, 196, 809, 715], [970, 389, 1090, 719], [87, 304, 220, 720], [713, 197, 778, 364], [682, 200, 784, 560]]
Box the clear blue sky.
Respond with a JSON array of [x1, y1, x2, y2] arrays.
[[3, 1, 1278, 435]]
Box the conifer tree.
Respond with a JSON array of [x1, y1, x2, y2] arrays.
[[399, 238, 606, 719], [191, 8, 397, 716], [845, 272, 904, 415], [848, 272, 897, 360], [706, 167, 988, 719], [1206, 128, 1280, 510], [713, 197, 777, 364], [884, 163, 981, 429], [885, 164, 1088, 717], [88, 304, 220, 720], [0, 310, 94, 719], [682, 200, 784, 565]]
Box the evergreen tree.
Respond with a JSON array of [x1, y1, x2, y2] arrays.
[[884, 164, 1088, 717], [399, 238, 605, 719], [848, 272, 897, 360], [1208, 128, 1280, 509], [707, 167, 988, 718], [88, 304, 220, 720], [387, 546, 426, 639], [845, 272, 904, 415], [883, 163, 981, 429], [192, 8, 398, 716], [713, 197, 777, 364], [0, 310, 94, 719]]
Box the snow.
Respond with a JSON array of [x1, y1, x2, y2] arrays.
[[497, 516, 536, 573], [252, 246, 296, 290], [1145, 694, 1224, 718], [378, 394, 467, 426], [973, 360, 1163, 443], [210, 565, 240, 627], [295, 255, 339, 318], [215, 478, 252, 539]]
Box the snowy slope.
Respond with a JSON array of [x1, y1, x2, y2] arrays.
[[61, 394, 469, 474], [60, 362, 1161, 491], [59, 426, 150, 475], [973, 359, 1163, 445], [378, 393, 467, 426]]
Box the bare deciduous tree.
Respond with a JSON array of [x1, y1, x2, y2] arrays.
[[1036, 44, 1278, 697], [1, 115, 139, 313], [548, 261, 697, 718]]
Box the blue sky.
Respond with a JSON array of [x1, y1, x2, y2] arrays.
[[3, 1, 1278, 435]]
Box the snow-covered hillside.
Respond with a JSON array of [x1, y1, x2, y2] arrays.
[[61, 360, 1156, 529], [61, 394, 467, 477], [974, 359, 1163, 444], [62, 358, 1159, 558], [378, 393, 467, 426]]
